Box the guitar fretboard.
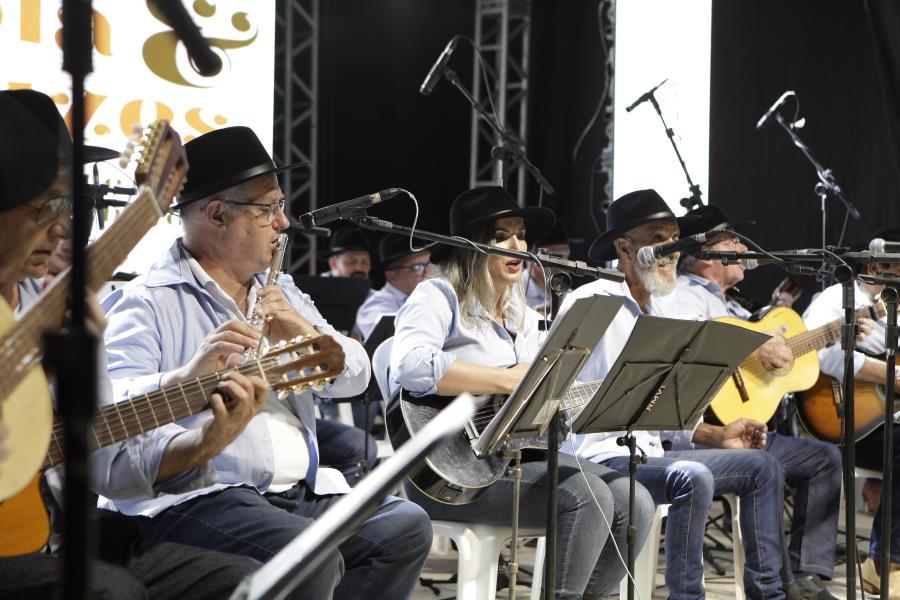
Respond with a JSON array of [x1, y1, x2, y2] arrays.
[[0, 189, 162, 401], [43, 353, 277, 469], [787, 303, 882, 357]]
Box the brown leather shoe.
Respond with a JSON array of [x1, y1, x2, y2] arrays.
[[862, 558, 900, 599]]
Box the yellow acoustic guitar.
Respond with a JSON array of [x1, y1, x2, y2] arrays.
[[707, 302, 886, 425], [0, 335, 346, 557], [0, 120, 187, 508]]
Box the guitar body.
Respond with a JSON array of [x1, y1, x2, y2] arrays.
[[797, 374, 887, 443], [708, 307, 819, 424], [0, 475, 50, 557], [385, 390, 509, 506], [0, 298, 53, 502]]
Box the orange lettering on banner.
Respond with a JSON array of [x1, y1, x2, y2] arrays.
[[62, 91, 108, 135], [53, 8, 112, 55], [20, 0, 41, 43], [119, 99, 174, 137]]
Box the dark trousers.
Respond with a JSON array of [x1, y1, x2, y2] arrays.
[[316, 417, 378, 486], [135, 485, 433, 600], [0, 509, 257, 599], [857, 423, 900, 564]]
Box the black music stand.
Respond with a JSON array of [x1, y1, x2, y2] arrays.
[[229, 393, 480, 600], [572, 315, 769, 600], [471, 295, 625, 597]]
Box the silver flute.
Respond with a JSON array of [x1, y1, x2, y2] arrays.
[[246, 233, 289, 358]]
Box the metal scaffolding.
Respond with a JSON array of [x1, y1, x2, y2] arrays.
[[596, 0, 616, 215], [274, 0, 319, 274], [470, 0, 532, 206]]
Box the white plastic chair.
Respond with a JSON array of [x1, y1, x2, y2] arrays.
[[614, 494, 745, 600], [431, 521, 544, 600]]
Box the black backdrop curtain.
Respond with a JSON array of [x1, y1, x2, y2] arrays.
[[709, 0, 900, 309]]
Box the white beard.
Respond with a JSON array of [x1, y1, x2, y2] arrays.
[[637, 258, 677, 297]]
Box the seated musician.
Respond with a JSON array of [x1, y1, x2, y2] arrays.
[[561, 189, 798, 600], [521, 219, 574, 311], [323, 226, 373, 280], [92, 126, 432, 599], [0, 89, 258, 599], [355, 233, 431, 342], [390, 185, 654, 599], [671, 204, 842, 598], [802, 229, 900, 596]]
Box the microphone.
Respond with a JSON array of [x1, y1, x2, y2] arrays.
[[635, 227, 725, 268], [419, 37, 459, 96], [755, 90, 795, 130], [625, 78, 668, 112], [869, 238, 900, 254], [149, 0, 223, 76], [298, 188, 404, 229]]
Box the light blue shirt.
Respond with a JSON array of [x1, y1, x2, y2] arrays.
[[671, 273, 752, 320], [389, 278, 544, 399], [92, 239, 370, 517], [802, 281, 881, 379], [355, 282, 406, 341], [559, 277, 677, 462]]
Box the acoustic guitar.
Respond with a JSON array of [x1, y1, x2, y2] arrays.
[[797, 373, 898, 444], [385, 379, 602, 505], [0, 121, 187, 506], [707, 302, 886, 425], [0, 334, 346, 557]]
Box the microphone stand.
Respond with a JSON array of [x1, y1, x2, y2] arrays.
[[771, 112, 860, 251], [340, 213, 621, 599], [642, 93, 703, 211], [441, 68, 555, 195], [49, 3, 98, 599]]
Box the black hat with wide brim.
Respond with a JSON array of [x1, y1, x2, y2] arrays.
[[430, 186, 555, 265], [588, 189, 677, 262], [171, 126, 308, 210], [379, 233, 430, 266], [676, 204, 756, 239], [325, 226, 371, 257]]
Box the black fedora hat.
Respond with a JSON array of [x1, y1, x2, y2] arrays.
[[431, 186, 555, 265], [677, 204, 755, 239], [588, 189, 677, 262], [0, 90, 65, 211], [172, 126, 307, 210], [327, 226, 371, 257], [379, 234, 430, 267]]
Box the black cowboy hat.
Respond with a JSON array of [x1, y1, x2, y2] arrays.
[[327, 226, 371, 257], [379, 233, 430, 267], [430, 186, 555, 265], [676, 204, 756, 239], [588, 189, 676, 262], [171, 126, 307, 210], [0, 90, 66, 211]]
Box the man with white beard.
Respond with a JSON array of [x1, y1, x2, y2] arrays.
[[560, 190, 796, 600]]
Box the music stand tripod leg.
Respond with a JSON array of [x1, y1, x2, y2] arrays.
[[617, 432, 646, 600], [880, 285, 897, 597], [505, 449, 523, 600]]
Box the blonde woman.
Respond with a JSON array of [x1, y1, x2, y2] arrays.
[[389, 186, 652, 599]]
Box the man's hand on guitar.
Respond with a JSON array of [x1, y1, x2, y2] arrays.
[[200, 371, 268, 453], [161, 320, 261, 387], [254, 285, 319, 342], [720, 418, 767, 449], [755, 334, 793, 371], [857, 317, 875, 343], [156, 371, 268, 483]]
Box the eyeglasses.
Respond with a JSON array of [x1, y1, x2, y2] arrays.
[[31, 195, 73, 225], [708, 235, 742, 249], [224, 198, 286, 225], [388, 262, 432, 275]]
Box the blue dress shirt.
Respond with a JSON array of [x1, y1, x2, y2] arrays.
[[355, 282, 407, 341]]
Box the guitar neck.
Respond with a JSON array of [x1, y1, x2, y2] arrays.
[[560, 380, 603, 411], [43, 353, 277, 469], [0, 189, 161, 401], [787, 304, 878, 357]]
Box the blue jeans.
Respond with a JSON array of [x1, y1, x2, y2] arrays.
[[406, 452, 654, 599], [605, 449, 785, 600], [316, 418, 378, 486], [763, 432, 841, 578], [134, 485, 433, 600], [857, 423, 900, 564]]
